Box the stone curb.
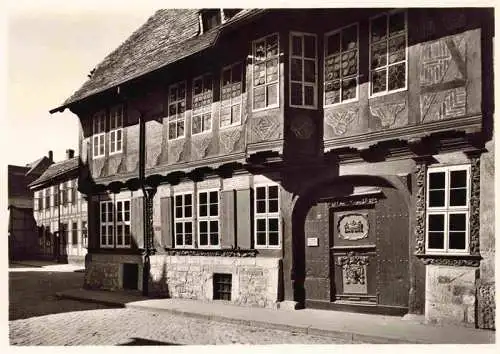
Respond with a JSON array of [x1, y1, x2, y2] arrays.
[[125, 303, 418, 344], [55, 292, 128, 308]]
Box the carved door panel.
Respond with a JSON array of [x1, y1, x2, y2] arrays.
[[331, 206, 378, 304]]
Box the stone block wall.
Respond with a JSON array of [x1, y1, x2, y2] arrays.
[[84, 253, 143, 291], [149, 255, 281, 308], [425, 265, 479, 327], [477, 280, 495, 330]]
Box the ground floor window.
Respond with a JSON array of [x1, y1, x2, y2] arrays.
[[100, 199, 130, 248], [213, 273, 232, 300], [254, 184, 281, 248]]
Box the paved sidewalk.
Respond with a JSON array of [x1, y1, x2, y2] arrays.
[[56, 289, 495, 344], [9, 262, 84, 273]]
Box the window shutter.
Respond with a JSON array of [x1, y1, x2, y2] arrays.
[[221, 190, 235, 248], [88, 198, 99, 249], [236, 189, 252, 249], [131, 196, 144, 249], [160, 197, 173, 248]]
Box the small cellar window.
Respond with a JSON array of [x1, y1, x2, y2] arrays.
[[213, 273, 232, 300]]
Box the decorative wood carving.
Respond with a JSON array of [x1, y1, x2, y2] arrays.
[[126, 155, 139, 173], [251, 116, 280, 142], [419, 256, 480, 267], [91, 159, 105, 179], [420, 87, 467, 123], [220, 127, 242, 154], [414, 162, 426, 255], [290, 114, 314, 140], [325, 108, 358, 137], [337, 213, 369, 240], [370, 100, 407, 129], [146, 122, 163, 169], [328, 196, 379, 209], [469, 153, 481, 256], [336, 252, 369, 292], [107, 155, 122, 176], [191, 134, 212, 160], [164, 248, 258, 257], [168, 139, 186, 163]]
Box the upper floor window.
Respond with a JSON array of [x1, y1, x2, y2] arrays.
[[168, 81, 186, 140], [71, 222, 78, 245], [109, 105, 123, 155], [426, 165, 470, 254], [198, 190, 220, 248], [82, 221, 88, 248], [53, 186, 59, 207], [44, 189, 50, 210], [254, 184, 280, 248], [290, 32, 318, 108], [60, 183, 67, 205], [192, 74, 213, 135], [220, 62, 243, 128], [201, 9, 222, 32], [369, 11, 407, 96], [34, 191, 40, 211], [252, 33, 279, 111], [92, 111, 106, 158], [174, 193, 194, 248], [325, 24, 359, 105]]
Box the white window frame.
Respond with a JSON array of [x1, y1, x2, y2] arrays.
[[191, 73, 213, 136], [368, 10, 408, 98], [174, 193, 194, 248], [426, 164, 470, 255], [197, 189, 220, 249], [252, 33, 280, 112], [324, 23, 359, 107], [99, 201, 114, 248], [92, 110, 106, 158], [254, 184, 281, 249], [82, 221, 88, 248], [289, 31, 318, 109], [115, 199, 131, 248], [167, 81, 187, 140], [109, 105, 123, 155], [220, 62, 243, 129]]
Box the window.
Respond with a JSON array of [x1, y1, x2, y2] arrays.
[[100, 201, 114, 247], [92, 110, 106, 158], [168, 82, 186, 140], [60, 223, 68, 244], [44, 189, 50, 210], [174, 193, 194, 248], [192, 74, 213, 135], [201, 9, 222, 32], [370, 11, 407, 96], [213, 273, 232, 300], [198, 190, 219, 247], [34, 192, 40, 211], [72, 222, 78, 246], [290, 32, 318, 108], [220, 63, 243, 128], [109, 105, 123, 154], [116, 200, 131, 247], [60, 183, 67, 205], [53, 186, 59, 207], [252, 33, 279, 110], [426, 165, 470, 254], [254, 185, 280, 248], [70, 181, 77, 205], [82, 221, 88, 248], [325, 24, 359, 105]]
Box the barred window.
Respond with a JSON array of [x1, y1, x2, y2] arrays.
[[220, 63, 243, 128], [254, 184, 280, 248], [290, 32, 317, 108], [168, 81, 186, 140], [252, 33, 279, 110], [198, 190, 219, 247], [174, 193, 194, 248], [370, 11, 407, 96], [325, 23, 358, 105], [426, 165, 470, 253], [192, 74, 213, 135]]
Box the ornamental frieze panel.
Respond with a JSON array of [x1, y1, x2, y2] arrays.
[[336, 252, 370, 293], [168, 139, 186, 164], [337, 213, 369, 240], [324, 108, 358, 138], [145, 121, 163, 169], [126, 154, 139, 174], [414, 162, 426, 255], [290, 114, 315, 140], [328, 196, 380, 209], [420, 87, 467, 123], [249, 115, 281, 143], [220, 127, 242, 154], [107, 155, 122, 176], [91, 158, 106, 179], [191, 134, 212, 161], [370, 100, 407, 130], [469, 153, 481, 256]]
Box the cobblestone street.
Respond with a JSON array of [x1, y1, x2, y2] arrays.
[[9, 265, 355, 345]]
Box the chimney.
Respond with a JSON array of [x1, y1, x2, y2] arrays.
[[66, 149, 75, 159], [48, 150, 53, 162]]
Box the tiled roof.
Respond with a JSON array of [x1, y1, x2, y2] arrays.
[[29, 157, 79, 189], [51, 9, 263, 113]]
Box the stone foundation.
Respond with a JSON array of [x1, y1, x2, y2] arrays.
[[425, 265, 478, 327], [84, 253, 143, 291], [149, 255, 281, 308], [477, 280, 495, 330]]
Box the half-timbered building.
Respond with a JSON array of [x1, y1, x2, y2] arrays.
[[49, 8, 494, 329]]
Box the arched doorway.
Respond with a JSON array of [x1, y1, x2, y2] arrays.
[[292, 175, 411, 315]]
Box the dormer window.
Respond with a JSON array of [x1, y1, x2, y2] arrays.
[[200, 9, 222, 33]]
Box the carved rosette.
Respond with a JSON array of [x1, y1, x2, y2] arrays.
[[414, 162, 426, 254], [250, 116, 280, 142], [220, 128, 241, 154], [336, 253, 369, 285], [469, 154, 481, 256]]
